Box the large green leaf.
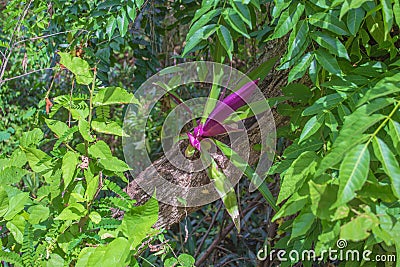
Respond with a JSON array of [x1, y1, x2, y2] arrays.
[[55, 203, 86, 220], [381, 0, 393, 39], [347, 8, 365, 36], [91, 119, 127, 137], [0, 186, 9, 217], [314, 48, 342, 75], [302, 92, 347, 116], [269, 2, 304, 39], [311, 32, 349, 60], [299, 113, 324, 143], [216, 25, 233, 60], [277, 151, 318, 204], [59, 52, 93, 85], [231, 1, 252, 28], [119, 196, 158, 247], [93, 87, 139, 106], [117, 10, 129, 37], [62, 151, 79, 189], [333, 143, 370, 208], [309, 12, 349, 35], [387, 119, 400, 151], [340, 213, 378, 241], [357, 72, 400, 106], [288, 52, 314, 83], [182, 24, 218, 56], [22, 147, 53, 173], [187, 9, 221, 40], [4, 192, 30, 220], [223, 8, 250, 38], [372, 137, 400, 198], [291, 210, 315, 240], [283, 20, 309, 64]]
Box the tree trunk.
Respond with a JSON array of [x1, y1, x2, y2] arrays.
[[123, 38, 290, 229]]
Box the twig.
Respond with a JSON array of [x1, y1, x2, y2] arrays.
[[14, 30, 89, 46], [194, 201, 223, 258], [195, 194, 263, 266], [0, 67, 53, 84]]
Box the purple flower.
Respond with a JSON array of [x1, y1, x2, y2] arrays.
[[188, 79, 259, 150]]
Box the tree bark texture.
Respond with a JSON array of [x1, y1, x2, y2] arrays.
[[123, 38, 290, 229]]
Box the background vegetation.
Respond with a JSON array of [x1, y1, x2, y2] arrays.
[[0, 0, 400, 266]]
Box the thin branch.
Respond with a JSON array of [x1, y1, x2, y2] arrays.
[[0, 68, 53, 84], [14, 30, 89, 46]]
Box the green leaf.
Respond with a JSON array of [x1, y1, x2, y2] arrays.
[[93, 87, 139, 106], [315, 48, 342, 75], [269, 2, 304, 39], [223, 9, 250, 38], [6, 215, 25, 244], [59, 52, 93, 85], [127, 5, 136, 21], [291, 210, 314, 240], [231, 1, 252, 28], [333, 144, 370, 208], [394, 0, 400, 27], [311, 32, 349, 60], [283, 138, 324, 159], [387, 119, 400, 151], [117, 10, 129, 37], [20, 128, 43, 147], [303, 92, 347, 116], [288, 52, 314, 83], [119, 197, 158, 247], [277, 151, 318, 204], [182, 24, 217, 56], [78, 119, 95, 142], [381, 0, 393, 39], [247, 56, 279, 81], [272, 192, 308, 221], [62, 151, 79, 189], [340, 213, 378, 241], [357, 72, 400, 106], [178, 254, 195, 266], [283, 20, 309, 64], [309, 12, 349, 35], [372, 137, 400, 198], [91, 119, 127, 137], [213, 140, 278, 211], [4, 192, 30, 220], [299, 113, 324, 143], [22, 147, 53, 173], [216, 25, 234, 60], [187, 9, 221, 40], [208, 157, 240, 232], [309, 181, 337, 219], [87, 238, 131, 266], [55, 203, 86, 220], [88, 141, 131, 172], [347, 8, 365, 36], [106, 16, 117, 40], [89, 211, 102, 224], [28, 205, 50, 224], [0, 186, 9, 217], [45, 119, 69, 138]]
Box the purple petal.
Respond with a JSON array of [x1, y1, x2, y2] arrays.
[[187, 132, 201, 150], [202, 79, 259, 136]]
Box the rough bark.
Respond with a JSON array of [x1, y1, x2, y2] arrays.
[[123, 38, 290, 229]]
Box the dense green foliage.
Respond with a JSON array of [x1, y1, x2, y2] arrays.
[[1, 0, 400, 266]]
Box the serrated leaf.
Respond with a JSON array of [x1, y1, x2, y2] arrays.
[[372, 137, 400, 198], [333, 144, 370, 208]]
